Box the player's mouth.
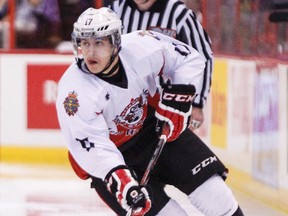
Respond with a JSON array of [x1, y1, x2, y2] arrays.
[[87, 59, 98, 65]]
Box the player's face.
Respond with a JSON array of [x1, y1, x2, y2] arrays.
[[79, 37, 115, 74]]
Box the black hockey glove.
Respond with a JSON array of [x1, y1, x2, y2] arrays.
[[105, 165, 151, 216], [155, 83, 196, 142]]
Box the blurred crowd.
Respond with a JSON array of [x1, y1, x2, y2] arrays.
[[0, 0, 287, 58], [0, 0, 201, 50], [0, 0, 96, 49]]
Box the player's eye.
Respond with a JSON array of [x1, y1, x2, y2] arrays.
[[95, 40, 104, 46], [80, 40, 90, 48]]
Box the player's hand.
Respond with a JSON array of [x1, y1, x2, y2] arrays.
[[105, 166, 151, 216], [155, 83, 196, 142], [189, 107, 204, 131]]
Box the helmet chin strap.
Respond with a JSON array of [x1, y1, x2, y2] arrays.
[[99, 56, 119, 77], [98, 47, 119, 77]]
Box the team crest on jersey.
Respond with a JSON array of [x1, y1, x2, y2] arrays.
[[114, 91, 148, 129], [148, 26, 177, 38], [63, 91, 80, 116]]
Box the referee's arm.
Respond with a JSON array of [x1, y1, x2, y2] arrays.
[[177, 12, 214, 109]]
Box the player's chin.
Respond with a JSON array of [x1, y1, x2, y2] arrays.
[[87, 65, 102, 74]]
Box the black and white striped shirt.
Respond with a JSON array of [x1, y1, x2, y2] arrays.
[[109, 0, 213, 108]]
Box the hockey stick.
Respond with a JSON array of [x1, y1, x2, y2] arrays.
[[140, 133, 167, 186], [126, 124, 169, 216]]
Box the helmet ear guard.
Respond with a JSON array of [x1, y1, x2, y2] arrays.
[[71, 7, 122, 61]]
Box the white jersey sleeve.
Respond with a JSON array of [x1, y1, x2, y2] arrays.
[[121, 31, 205, 95], [56, 64, 127, 180]]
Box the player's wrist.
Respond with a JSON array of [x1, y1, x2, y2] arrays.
[[192, 102, 204, 109]]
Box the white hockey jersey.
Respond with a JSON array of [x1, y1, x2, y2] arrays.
[[56, 30, 205, 180]]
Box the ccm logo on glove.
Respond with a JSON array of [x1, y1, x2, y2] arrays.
[[162, 92, 195, 102], [155, 83, 196, 142]]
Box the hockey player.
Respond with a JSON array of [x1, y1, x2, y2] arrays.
[[56, 7, 244, 216]]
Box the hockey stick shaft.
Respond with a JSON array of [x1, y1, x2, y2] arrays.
[[140, 134, 167, 186], [140, 122, 169, 186], [126, 136, 167, 216]]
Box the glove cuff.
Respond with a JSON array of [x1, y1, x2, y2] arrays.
[[160, 84, 196, 112], [162, 83, 196, 95]]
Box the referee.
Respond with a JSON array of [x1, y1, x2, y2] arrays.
[[108, 0, 214, 130]]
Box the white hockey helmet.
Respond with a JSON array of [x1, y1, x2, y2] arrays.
[[72, 7, 122, 60]]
